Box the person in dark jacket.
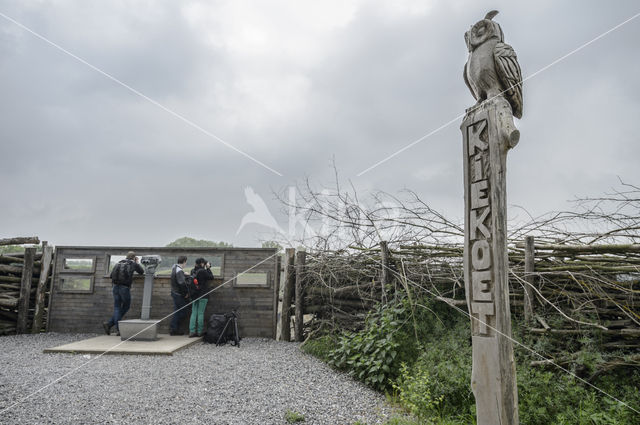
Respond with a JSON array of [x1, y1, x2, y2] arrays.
[[103, 251, 144, 336], [188, 257, 214, 337], [170, 255, 190, 335]]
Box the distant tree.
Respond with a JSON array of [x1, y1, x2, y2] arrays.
[[261, 240, 283, 252], [165, 237, 233, 248]]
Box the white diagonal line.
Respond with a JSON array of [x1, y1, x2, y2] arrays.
[[0, 11, 283, 177], [0, 252, 278, 416], [357, 11, 640, 177]]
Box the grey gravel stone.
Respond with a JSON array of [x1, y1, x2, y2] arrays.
[[0, 333, 394, 424]]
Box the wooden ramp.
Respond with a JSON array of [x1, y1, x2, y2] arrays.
[[43, 334, 202, 356]]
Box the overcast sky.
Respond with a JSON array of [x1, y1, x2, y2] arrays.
[[1, 0, 639, 248]]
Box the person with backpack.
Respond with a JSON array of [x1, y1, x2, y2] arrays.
[[188, 258, 214, 337], [103, 251, 144, 336], [169, 255, 190, 335]]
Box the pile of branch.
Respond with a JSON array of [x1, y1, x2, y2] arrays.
[[301, 241, 640, 357], [278, 176, 640, 375], [0, 237, 54, 335], [302, 250, 382, 331]]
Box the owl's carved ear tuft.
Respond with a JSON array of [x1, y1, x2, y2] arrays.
[[485, 10, 499, 20]]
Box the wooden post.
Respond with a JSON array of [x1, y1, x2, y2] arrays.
[[462, 96, 519, 424], [523, 236, 535, 323], [380, 241, 390, 304], [32, 243, 53, 333], [294, 250, 307, 342], [45, 247, 57, 333], [280, 248, 295, 342], [272, 253, 282, 339], [17, 247, 36, 334]]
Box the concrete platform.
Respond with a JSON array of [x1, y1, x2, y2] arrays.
[[43, 334, 202, 356]]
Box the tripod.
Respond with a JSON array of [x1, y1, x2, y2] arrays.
[[216, 310, 240, 347]]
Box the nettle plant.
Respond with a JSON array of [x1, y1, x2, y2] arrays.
[[328, 302, 408, 391]]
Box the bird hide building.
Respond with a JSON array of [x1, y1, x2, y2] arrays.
[[47, 246, 280, 338]]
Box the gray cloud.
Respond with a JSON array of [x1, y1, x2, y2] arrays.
[[1, 0, 639, 247]]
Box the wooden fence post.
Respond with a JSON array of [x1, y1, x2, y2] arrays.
[[524, 236, 536, 323], [294, 250, 307, 342], [280, 248, 295, 342], [272, 252, 282, 340], [17, 247, 36, 334], [32, 243, 54, 333], [380, 241, 390, 304]]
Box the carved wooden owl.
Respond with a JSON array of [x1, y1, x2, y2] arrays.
[[464, 10, 523, 118]]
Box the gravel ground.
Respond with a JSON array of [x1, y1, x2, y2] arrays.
[[0, 333, 394, 425]]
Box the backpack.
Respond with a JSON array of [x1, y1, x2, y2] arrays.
[[188, 268, 201, 294], [111, 260, 132, 285], [203, 311, 240, 346]]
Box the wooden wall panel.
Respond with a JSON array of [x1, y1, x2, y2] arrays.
[[49, 247, 278, 337]]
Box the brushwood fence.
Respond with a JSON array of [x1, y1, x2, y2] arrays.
[[281, 240, 640, 361]]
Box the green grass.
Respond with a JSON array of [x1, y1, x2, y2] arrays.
[[300, 334, 335, 362]]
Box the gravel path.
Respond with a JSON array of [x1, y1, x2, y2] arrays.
[[0, 333, 393, 424]]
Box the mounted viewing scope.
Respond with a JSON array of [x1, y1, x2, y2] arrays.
[[138, 255, 162, 325], [141, 255, 162, 273]]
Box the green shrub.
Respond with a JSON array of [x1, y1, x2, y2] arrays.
[[391, 314, 475, 422], [306, 295, 640, 424], [328, 303, 404, 390], [327, 297, 428, 391], [518, 366, 640, 425], [392, 362, 443, 419]]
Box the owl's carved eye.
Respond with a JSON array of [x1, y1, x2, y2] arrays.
[[473, 22, 486, 35]]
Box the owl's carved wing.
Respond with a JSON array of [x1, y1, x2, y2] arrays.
[[493, 42, 523, 118], [463, 61, 477, 100]]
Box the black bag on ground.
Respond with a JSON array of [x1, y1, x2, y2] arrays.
[[203, 311, 240, 346]]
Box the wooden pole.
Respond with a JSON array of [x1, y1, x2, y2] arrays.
[[45, 248, 57, 333], [380, 241, 390, 304], [462, 96, 519, 424], [294, 250, 307, 342], [272, 253, 282, 340], [32, 243, 53, 333], [16, 247, 36, 334], [280, 248, 295, 342], [523, 236, 535, 323]]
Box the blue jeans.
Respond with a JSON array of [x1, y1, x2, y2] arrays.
[[108, 285, 131, 331], [170, 292, 189, 332]]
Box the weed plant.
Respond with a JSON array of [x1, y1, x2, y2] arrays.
[[284, 409, 305, 423], [303, 296, 640, 424]]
